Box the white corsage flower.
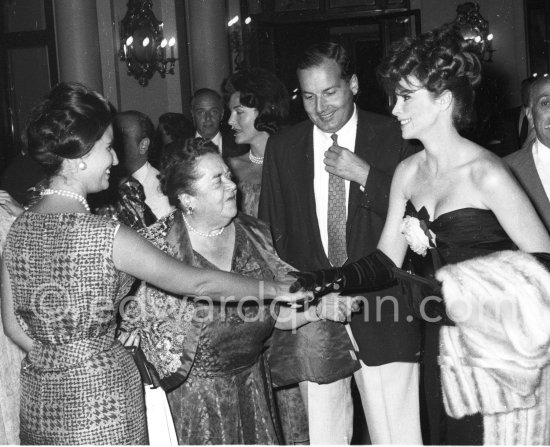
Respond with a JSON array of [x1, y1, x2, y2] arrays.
[[400, 216, 436, 257]]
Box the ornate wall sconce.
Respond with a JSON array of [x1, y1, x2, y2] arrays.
[[453, 2, 494, 62], [119, 0, 178, 86], [227, 15, 252, 73]]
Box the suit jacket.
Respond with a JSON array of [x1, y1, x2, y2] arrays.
[[505, 141, 550, 232], [259, 108, 421, 385], [488, 106, 526, 157], [94, 177, 157, 230]]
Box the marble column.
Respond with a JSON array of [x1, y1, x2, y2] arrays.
[[53, 0, 103, 93], [186, 0, 231, 92]]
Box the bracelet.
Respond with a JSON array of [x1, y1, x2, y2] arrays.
[[314, 303, 323, 320]]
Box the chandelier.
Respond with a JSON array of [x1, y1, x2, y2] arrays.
[[119, 0, 178, 86], [453, 2, 494, 62]]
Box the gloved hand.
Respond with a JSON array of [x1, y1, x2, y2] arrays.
[[288, 267, 343, 295], [289, 249, 396, 297]]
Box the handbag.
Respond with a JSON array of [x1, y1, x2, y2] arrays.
[[143, 384, 178, 445], [127, 346, 178, 445]]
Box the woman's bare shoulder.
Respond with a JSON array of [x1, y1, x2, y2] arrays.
[[468, 144, 513, 189], [396, 150, 425, 179]]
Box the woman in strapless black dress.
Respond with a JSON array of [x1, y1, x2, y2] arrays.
[[289, 26, 550, 445]]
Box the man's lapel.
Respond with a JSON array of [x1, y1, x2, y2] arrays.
[[347, 110, 374, 230], [517, 145, 550, 230], [301, 126, 333, 267]]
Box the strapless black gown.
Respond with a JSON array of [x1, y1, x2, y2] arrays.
[[403, 200, 517, 445]]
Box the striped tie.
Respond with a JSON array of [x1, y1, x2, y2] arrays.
[[327, 133, 347, 267]]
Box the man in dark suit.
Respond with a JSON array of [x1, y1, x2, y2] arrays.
[[259, 42, 421, 444], [190, 88, 248, 158], [490, 77, 536, 157], [506, 74, 550, 231], [96, 111, 173, 228]]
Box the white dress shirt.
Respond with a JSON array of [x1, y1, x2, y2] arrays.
[[132, 161, 173, 219], [195, 131, 223, 154], [533, 138, 550, 200], [313, 106, 358, 258]]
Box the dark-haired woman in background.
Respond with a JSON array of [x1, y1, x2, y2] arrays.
[[223, 67, 289, 217], [290, 26, 550, 445], [0, 82, 310, 445]]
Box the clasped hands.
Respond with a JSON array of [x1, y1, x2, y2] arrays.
[[282, 270, 360, 323], [313, 292, 361, 323]]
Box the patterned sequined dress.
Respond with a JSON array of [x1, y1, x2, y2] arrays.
[[3, 212, 147, 445], [234, 179, 309, 444], [167, 220, 282, 445], [237, 181, 261, 218]]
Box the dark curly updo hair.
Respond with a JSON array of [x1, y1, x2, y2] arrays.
[[378, 25, 482, 130], [24, 82, 114, 176], [159, 137, 219, 208], [223, 67, 289, 135]]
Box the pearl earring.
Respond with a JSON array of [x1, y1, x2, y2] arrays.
[[78, 161, 87, 170]]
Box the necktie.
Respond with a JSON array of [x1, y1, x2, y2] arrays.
[[327, 133, 347, 267]]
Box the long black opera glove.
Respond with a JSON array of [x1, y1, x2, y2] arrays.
[[289, 249, 397, 297]]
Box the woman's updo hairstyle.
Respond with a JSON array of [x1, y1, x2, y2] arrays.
[[223, 67, 289, 135], [378, 25, 482, 130], [25, 82, 114, 176], [159, 137, 219, 208]]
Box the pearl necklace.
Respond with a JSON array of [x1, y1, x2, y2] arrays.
[[182, 213, 225, 238], [248, 151, 264, 165], [42, 188, 90, 212]]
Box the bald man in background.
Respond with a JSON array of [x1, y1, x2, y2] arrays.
[[190, 88, 248, 158], [506, 75, 550, 232], [98, 110, 173, 229]]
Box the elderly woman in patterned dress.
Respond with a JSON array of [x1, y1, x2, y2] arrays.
[[119, 137, 357, 445], [0, 82, 311, 445]]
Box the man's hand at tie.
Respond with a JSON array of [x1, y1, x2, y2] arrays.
[[324, 142, 371, 187]]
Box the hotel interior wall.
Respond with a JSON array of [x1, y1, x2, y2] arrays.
[[52, 0, 526, 126], [412, 0, 526, 109]]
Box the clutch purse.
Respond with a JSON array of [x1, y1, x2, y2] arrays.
[[126, 346, 178, 445]]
